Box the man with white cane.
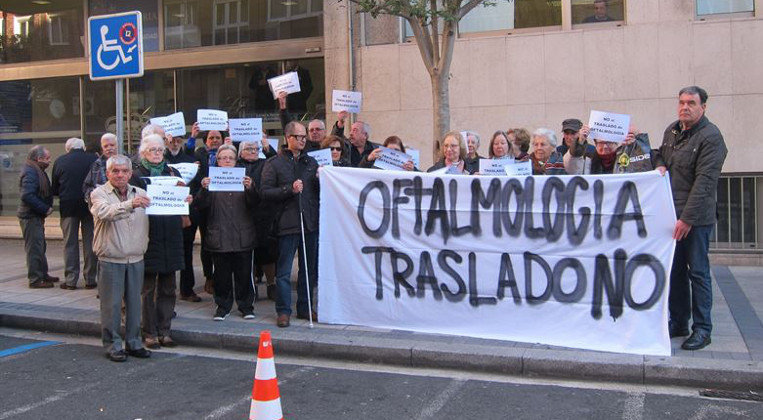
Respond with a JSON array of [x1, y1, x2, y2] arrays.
[[260, 121, 320, 328]]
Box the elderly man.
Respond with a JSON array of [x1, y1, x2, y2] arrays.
[[277, 91, 325, 153], [333, 111, 378, 167], [83, 133, 118, 205], [656, 86, 727, 351], [52, 138, 98, 290], [91, 155, 152, 362], [261, 121, 319, 328], [18, 145, 58, 288]]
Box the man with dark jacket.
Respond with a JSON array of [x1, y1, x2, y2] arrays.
[[83, 133, 118, 205], [52, 138, 98, 290], [260, 121, 319, 328], [332, 111, 379, 167], [655, 86, 727, 351], [277, 91, 326, 153], [18, 145, 58, 288]]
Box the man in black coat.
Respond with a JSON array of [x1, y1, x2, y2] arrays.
[[52, 138, 98, 290], [261, 121, 319, 328]]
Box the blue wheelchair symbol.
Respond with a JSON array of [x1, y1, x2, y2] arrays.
[[88, 12, 144, 80]]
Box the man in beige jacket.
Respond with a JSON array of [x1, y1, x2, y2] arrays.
[[91, 155, 151, 362]]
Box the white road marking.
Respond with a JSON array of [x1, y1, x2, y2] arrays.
[[415, 378, 466, 420]]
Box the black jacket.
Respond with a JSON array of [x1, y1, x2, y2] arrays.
[[654, 116, 727, 226], [52, 149, 97, 218], [82, 156, 108, 205], [238, 158, 278, 244], [129, 164, 185, 273], [18, 163, 53, 219], [260, 150, 319, 236], [348, 140, 380, 167], [194, 180, 258, 253]]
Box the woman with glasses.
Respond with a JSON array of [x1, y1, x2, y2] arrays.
[[564, 124, 656, 175], [129, 134, 189, 349], [196, 144, 258, 321], [320, 135, 349, 167], [427, 131, 477, 174], [359, 135, 416, 171]]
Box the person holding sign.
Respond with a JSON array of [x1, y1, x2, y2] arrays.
[[564, 123, 656, 175], [261, 121, 320, 328], [196, 145, 258, 321], [427, 131, 477, 174], [320, 135, 350, 167], [277, 91, 326, 153], [529, 128, 566, 175], [128, 135, 189, 349], [194, 128, 225, 294], [359, 136, 416, 171]]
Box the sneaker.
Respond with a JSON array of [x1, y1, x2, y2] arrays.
[[242, 311, 256, 320], [213, 307, 229, 321]]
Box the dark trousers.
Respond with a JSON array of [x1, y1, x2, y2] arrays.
[[212, 251, 254, 314], [669, 224, 714, 334], [179, 224, 197, 296], [142, 271, 177, 338], [274, 231, 318, 316], [198, 218, 214, 279], [60, 214, 97, 287], [19, 216, 49, 284]]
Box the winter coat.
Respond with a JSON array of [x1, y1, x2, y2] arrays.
[[194, 177, 258, 253], [18, 162, 53, 219], [238, 157, 279, 245], [82, 156, 108, 206], [260, 150, 319, 236], [427, 158, 478, 174], [52, 149, 97, 218], [564, 133, 656, 175], [530, 150, 566, 175]]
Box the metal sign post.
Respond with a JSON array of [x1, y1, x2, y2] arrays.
[[115, 79, 125, 154]]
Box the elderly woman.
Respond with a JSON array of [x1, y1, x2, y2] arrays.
[[564, 125, 656, 175], [193, 128, 225, 295], [360, 135, 416, 171], [128, 134, 187, 349], [427, 131, 476, 174], [196, 144, 258, 321], [507, 128, 531, 161], [464, 131, 483, 169], [320, 135, 350, 167], [529, 128, 566, 175], [488, 131, 513, 160], [237, 139, 278, 300]]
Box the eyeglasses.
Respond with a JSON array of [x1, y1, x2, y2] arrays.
[[147, 147, 164, 153], [242, 147, 259, 152], [217, 156, 236, 161], [290, 134, 306, 141], [309, 128, 325, 132], [330, 147, 342, 151]]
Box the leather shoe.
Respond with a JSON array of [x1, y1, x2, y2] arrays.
[[126, 347, 152, 358], [159, 336, 177, 348], [296, 311, 318, 322], [179, 293, 202, 302], [682, 330, 711, 351], [107, 349, 127, 362], [59, 283, 77, 290], [669, 324, 690, 338], [276, 314, 290, 328], [45, 275, 60, 283], [84, 283, 98, 290], [29, 280, 54, 289], [143, 336, 160, 349]]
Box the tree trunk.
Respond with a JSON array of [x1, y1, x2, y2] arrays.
[[431, 71, 450, 163]]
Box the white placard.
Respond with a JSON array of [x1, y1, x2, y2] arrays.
[[318, 168, 677, 356], [197, 109, 228, 131], [479, 158, 514, 175], [142, 176, 184, 186], [373, 147, 414, 171], [504, 160, 533, 176], [208, 166, 245, 192], [229, 118, 263, 142], [259, 139, 280, 159], [146, 184, 189, 215], [168, 163, 199, 185], [150, 112, 186, 138], [407, 148, 420, 168], [308, 148, 334, 167], [331, 90, 363, 113], [268, 71, 301, 99], [588, 110, 631, 143]]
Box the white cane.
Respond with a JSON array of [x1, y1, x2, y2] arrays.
[[298, 191, 314, 329]]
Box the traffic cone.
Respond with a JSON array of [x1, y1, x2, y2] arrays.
[[249, 330, 283, 420]]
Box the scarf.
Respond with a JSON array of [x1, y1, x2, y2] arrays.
[[141, 158, 166, 176], [24, 159, 50, 197]]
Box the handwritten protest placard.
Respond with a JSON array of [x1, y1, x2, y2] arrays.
[[308, 148, 333, 166], [146, 184, 189, 215], [209, 166, 245, 192], [374, 147, 414, 171], [258, 139, 280, 159], [268, 72, 301, 99], [150, 112, 186, 138], [168, 163, 199, 184], [197, 109, 228, 131], [229, 118, 263, 142], [331, 90, 363, 113], [588, 110, 631, 143], [504, 160, 532, 176], [479, 158, 514, 175], [407, 148, 420, 169], [142, 176, 184, 186]]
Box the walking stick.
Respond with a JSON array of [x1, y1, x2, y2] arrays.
[[297, 191, 314, 329]]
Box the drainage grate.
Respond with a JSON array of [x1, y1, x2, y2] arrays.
[[699, 389, 763, 402]]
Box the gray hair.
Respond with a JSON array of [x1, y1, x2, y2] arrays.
[[238, 140, 259, 158], [356, 121, 371, 139], [464, 131, 481, 148], [27, 145, 49, 161], [141, 123, 165, 139], [139, 134, 165, 156], [106, 155, 132, 172], [101, 132, 117, 145], [65, 137, 85, 152], [308, 119, 325, 130], [284, 121, 305, 137], [678, 85, 708, 105], [216, 144, 238, 160], [532, 128, 558, 148]]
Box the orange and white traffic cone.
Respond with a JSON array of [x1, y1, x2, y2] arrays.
[[249, 330, 283, 420]]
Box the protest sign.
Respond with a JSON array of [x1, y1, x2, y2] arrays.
[[146, 184, 189, 215], [197, 109, 228, 131], [504, 160, 533, 176], [588, 110, 631, 143], [259, 139, 280, 159], [308, 148, 333, 166], [150, 112, 186, 138], [142, 176, 184, 186], [268, 72, 301, 99], [373, 147, 414, 171], [479, 158, 514, 176], [229, 118, 263, 142], [209, 166, 245, 192], [332, 90, 363, 113], [407, 148, 421, 168], [318, 167, 676, 356], [167, 163, 198, 185]]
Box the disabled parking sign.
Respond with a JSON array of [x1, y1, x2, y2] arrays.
[[88, 11, 144, 80]]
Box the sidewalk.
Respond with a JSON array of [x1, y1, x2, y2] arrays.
[[1, 238, 761, 390]]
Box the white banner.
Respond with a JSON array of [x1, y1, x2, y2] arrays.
[[209, 166, 245, 192], [479, 157, 514, 175], [146, 184, 189, 215], [318, 168, 676, 356]]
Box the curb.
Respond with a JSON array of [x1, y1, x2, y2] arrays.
[[1, 307, 761, 391]]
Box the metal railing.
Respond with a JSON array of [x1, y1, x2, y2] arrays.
[[711, 175, 761, 250]]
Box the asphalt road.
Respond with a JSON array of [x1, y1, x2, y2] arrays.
[[0, 332, 760, 420]]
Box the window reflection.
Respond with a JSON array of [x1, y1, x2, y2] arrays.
[[572, 0, 624, 24], [0, 1, 85, 64]]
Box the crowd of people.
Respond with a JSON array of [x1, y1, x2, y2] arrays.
[[16, 85, 726, 362]]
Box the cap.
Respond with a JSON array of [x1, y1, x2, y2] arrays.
[[562, 118, 583, 132]]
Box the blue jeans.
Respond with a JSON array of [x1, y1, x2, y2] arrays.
[[275, 231, 318, 316], [669, 224, 713, 334]]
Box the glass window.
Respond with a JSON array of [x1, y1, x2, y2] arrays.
[[82, 77, 117, 153], [425, 0, 562, 36], [572, 0, 624, 24], [164, 0, 202, 49], [0, 1, 85, 64], [697, 0, 754, 16], [88, 0, 160, 52]]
